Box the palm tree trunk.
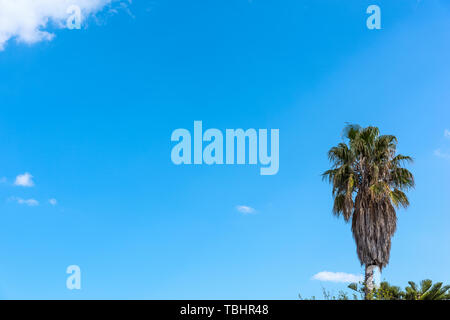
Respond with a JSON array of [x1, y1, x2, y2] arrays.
[[364, 265, 376, 299]]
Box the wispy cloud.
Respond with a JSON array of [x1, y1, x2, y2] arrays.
[[445, 129, 450, 138], [433, 130, 450, 159], [434, 149, 450, 159], [0, 0, 125, 50], [14, 172, 34, 187], [312, 271, 363, 283], [236, 205, 256, 214], [49, 198, 57, 206], [10, 197, 39, 207]]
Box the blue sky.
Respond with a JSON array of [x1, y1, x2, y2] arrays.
[[0, 0, 449, 299]]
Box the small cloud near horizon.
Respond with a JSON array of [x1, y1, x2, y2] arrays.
[[312, 271, 363, 283], [49, 198, 57, 206], [10, 197, 39, 207], [14, 172, 34, 187], [236, 205, 256, 214]]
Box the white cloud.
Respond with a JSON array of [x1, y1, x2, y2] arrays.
[[236, 205, 256, 214], [11, 197, 39, 207], [49, 198, 57, 206], [14, 172, 34, 187], [312, 271, 363, 283], [0, 0, 123, 50]]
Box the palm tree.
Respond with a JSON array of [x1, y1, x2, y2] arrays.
[[323, 125, 414, 299]]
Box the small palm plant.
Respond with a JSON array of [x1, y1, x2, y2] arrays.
[[405, 279, 450, 300], [348, 281, 404, 300], [323, 125, 414, 299], [346, 279, 450, 300]]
